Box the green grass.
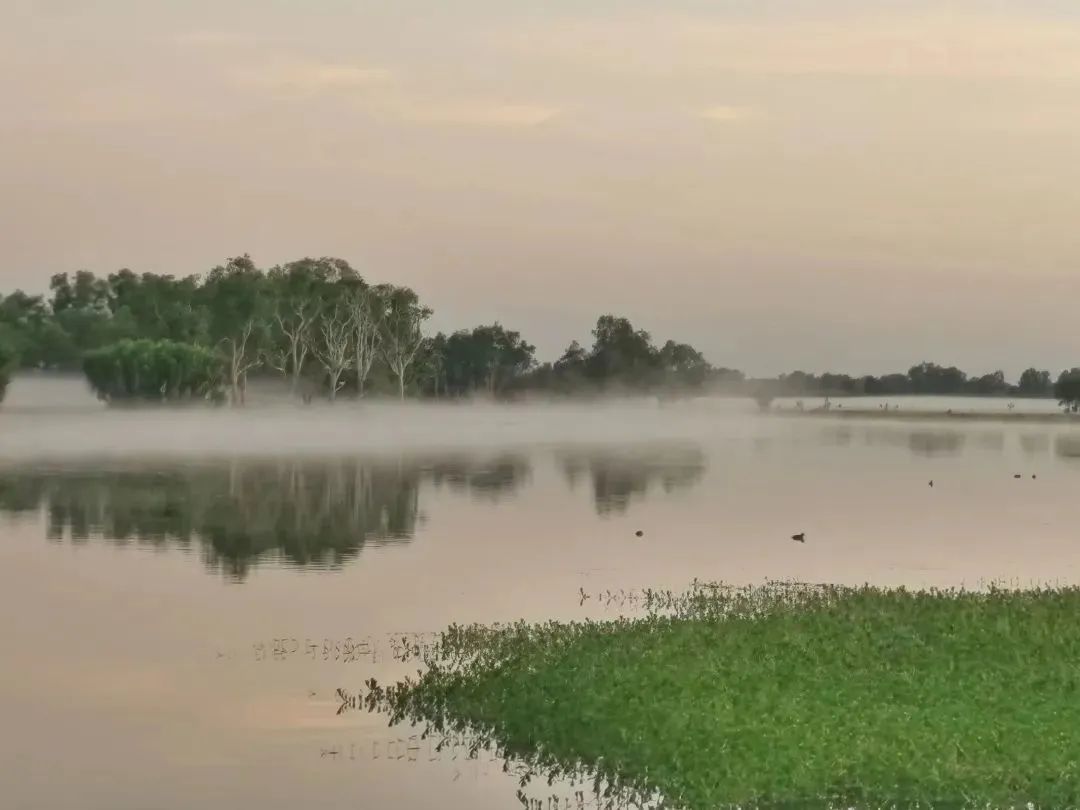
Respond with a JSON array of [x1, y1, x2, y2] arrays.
[[376, 582, 1080, 809]]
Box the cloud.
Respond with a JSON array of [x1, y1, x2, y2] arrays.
[[514, 11, 1080, 80], [231, 62, 393, 94], [385, 101, 561, 128], [699, 106, 757, 123], [173, 30, 259, 48]]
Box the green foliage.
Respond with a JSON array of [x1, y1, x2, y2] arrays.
[[374, 582, 1080, 808], [0, 340, 16, 402], [82, 339, 223, 403], [380, 286, 432, 399], [1018, 367, 1053, 398], [433, 324, 536, 396], [1055, 368, 1080, 413], [5, 258, 1068, 405], [515, 318, 716, 396], [587, 314, 660, 387]]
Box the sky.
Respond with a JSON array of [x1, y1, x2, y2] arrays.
[[3, 0, 1080, 377]]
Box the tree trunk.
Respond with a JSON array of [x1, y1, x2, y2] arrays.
[[289, 342, 300, 396], [398, 371, 405, 401], [328, 371, 340, 402]]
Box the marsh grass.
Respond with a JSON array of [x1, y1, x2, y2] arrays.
[[370, 581, 1080, 809]]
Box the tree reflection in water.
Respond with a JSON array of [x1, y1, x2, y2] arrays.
[[0, 455, 531, 580], [559, 443, 707, 515]]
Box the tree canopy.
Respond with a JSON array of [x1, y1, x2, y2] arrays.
[[0, 258, 1073, 406]]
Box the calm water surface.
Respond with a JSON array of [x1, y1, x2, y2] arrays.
[[3, 378, 1080, 809]]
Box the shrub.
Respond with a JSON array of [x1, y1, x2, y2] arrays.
[[83, 339, 224, 403]]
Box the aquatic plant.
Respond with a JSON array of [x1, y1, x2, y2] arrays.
[[369, 581, 1080, 809], [82, 338, 224, 403]]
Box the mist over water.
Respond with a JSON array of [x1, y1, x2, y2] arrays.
[[5, 376, 1080, 808]]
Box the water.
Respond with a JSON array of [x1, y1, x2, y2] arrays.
[[3, 377, 1080, 809]]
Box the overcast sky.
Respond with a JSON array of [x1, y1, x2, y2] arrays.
[[3, 1, 1080, 376]]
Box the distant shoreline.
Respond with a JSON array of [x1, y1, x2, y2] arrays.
[[773, 407, 1079, 424]]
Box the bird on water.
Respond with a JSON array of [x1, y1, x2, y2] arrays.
[[791, 532, 806, 543]]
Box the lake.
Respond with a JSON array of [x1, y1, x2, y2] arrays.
[[3, 377, 1080, 809]]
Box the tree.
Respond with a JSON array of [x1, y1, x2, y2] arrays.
[[586, 315, 659, 387], [908, 362, 967, 394], [968, 370, 1010, 396], [0, 291, 52, 368], [476, 324, 535, 394], [441, 324, 535, 396], [658, 340, 709, 389], [379, 286, 431, 400], [307, 303, 354, 401], [416, 333, 448, 397], [106, 270, 207, 344], [343, 283, 385, 397], [754, 387, 775, 411], [265, 261, 327, 395], [82, 339, 223, 403], [1018, 368, 1053, 398], [1055, 369, 1080, 413], [46, 271, 116, 367], [0, 340, 15, 402], [202, 255, 269, 405]]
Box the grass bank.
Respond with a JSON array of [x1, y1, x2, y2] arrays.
[[377, 582, 1080, 809]]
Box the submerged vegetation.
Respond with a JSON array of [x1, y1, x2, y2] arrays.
[[370, 581, 1080, 809]]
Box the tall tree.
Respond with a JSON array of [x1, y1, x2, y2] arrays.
[[343, 282, 385, 397], [105, 270, 206, 344], [0, 291, 54, 368], [1055, 369, 1080, 413], [587, 315, 658, 387], [416, 332, 447, 397], [658, 340, 709, 388], [1018, 368, 1053, 398], [379, 286, 431, 400], [469, 324, 535, 394], [264, 261, 330, 395], [202, 254, 268, 405], [908, 362, 967, 394], [307, 302, 354, 401]]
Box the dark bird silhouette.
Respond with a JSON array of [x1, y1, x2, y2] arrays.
[[635, 530, 644, 537], [791, 532, 806, 543], [1014, 474, 1022, 479], [929, 480, 934, 488], [1033, 474, 1037, 480]]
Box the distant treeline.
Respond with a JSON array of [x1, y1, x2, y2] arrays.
[[752, 365, 1080, 411], [0, 256, 1078, 408], [754, 364, 1057, 399]]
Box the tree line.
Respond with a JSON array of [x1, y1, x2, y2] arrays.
[[0, 256, 1077, 408], [752, 363, 1080, 411], [0, 256, 722, 404], [756, 363, 1054, 399]]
